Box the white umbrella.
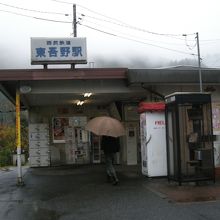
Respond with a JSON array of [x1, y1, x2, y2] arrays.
[[85, 116, 125, 137]]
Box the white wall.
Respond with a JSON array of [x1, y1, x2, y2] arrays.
[[27, 83, 220, 166]]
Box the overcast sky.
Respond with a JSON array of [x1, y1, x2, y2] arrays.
[[1, 0, 220, 68]]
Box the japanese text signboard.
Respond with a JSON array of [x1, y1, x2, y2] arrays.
[[31, 37, 87, 65]]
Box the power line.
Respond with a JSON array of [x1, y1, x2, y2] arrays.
[[0, 7, 197, 56], [199, 38, 220, 42], [3, 0, 220, 44], [0, 9, 72, 23], [79, 17, 188, 46], [0, 2, 187, 42], [78, 10, 192, 38], [183, 34, 197, 51], [51, 0, 72, 5], [77, 11, 220, 44], [3, 0, 219, 44], [0, 2, 69, 16], [52, 0, 132, 27], [50, 0, 194, 38], [1, 2, 219, 58], [78, 23, 196, 57], [78, 13, 192, 41], [0, 8, 194, 55], [79, 23, 117, 37], [78, 13, 131, 30]]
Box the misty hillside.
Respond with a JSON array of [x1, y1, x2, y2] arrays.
[[89, 57, 203, 68]]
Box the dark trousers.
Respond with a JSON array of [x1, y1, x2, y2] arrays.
[[105, 153, 118, 181]]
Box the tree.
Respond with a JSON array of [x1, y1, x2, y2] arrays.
[[0, 120, 28, 166]]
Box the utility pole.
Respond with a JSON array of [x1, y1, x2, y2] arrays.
[[71, 4, 77, 69], [196, 32, 202, 92], [73, 4, 77, 37]]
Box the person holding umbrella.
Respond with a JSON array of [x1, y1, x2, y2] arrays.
[[85, 116, 125, 185], [101, 135, 120, 185]]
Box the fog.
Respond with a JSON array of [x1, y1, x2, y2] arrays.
[[1, 0, 220, 69], [89, 56, 200, 69]]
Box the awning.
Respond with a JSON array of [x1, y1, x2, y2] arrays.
[[138, 102, 165, 113]]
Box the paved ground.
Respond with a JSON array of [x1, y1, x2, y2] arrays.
[[1, 165, 220, 220], [146, 177, 220, 203]]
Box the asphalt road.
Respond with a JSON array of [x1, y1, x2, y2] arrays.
[[0, 165, 220, 220]]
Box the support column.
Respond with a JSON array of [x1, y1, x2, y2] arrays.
[[16, 88, 24, 186]]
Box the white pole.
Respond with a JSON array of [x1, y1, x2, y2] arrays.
[[16, 88, 24, 186], [196, 32, 202, 92]]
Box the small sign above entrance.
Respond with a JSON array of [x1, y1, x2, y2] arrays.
[[31, 37, 87, 65]]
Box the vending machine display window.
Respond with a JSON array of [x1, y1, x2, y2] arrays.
[[165, 92, 215, 185]]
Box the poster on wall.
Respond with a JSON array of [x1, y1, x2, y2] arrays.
[[52, 117, 69, 143], [212, 103, 220, 135]]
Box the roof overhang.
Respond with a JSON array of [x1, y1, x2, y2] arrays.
[[0, 68, 128, 81], [1, 67, 220, 109], [0, 68, 147, 108], [127, 68, 220, 85]]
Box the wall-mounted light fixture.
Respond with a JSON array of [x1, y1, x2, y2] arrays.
[[20, 85, 32, 94], [77, 101, 84, 106], [84, 93, 92, 97]]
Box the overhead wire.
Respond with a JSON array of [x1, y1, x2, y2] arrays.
[[2, 0, 219, 44], [50, 0, 194, 38], [78, 13, 194, 41], [50, 0, 72, 5], [51, 0, 137, 26], [0, 2, 70, 16], [199, 38, 220, 42], [78, 23, 197, 57], [79, 23, 117, 37], [1, 1, 220, 60], [0, 1, 191, 45], [183, 34, 197, 51], [78, 16, 189, 46], [78, 11, 220, 44], [2, 0, 217, 43], [0, 9, 72, 23], [0, 4, 197, 57], [0, 8, 192, 55]]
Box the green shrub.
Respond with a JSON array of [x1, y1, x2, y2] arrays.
[[0, 123, 28, 167], [0, 148, 11, 166]]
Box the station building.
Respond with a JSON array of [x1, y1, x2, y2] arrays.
[[1, 66, 220, 170]]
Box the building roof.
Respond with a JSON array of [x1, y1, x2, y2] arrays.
[[127, 67, 220, 84], [0, 68, 128, 81], [1, 67, 220, 84], [1, 66, 220, 108]]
